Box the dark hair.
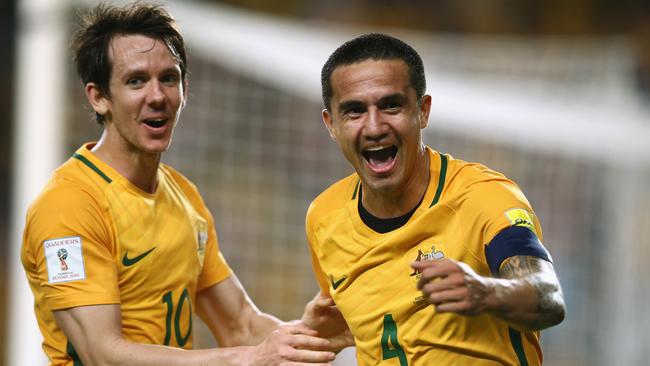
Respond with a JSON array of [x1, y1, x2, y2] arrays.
[[321, 33, 426, 110], [71, 1, 187, 123]]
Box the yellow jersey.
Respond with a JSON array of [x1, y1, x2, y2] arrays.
[[306, 147, 547, 366], [21, 143, 232, 365]]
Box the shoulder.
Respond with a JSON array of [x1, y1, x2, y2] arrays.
[[444, 155, 527, 203], [24, 160, 113, 259], [159, 163, 211, 213], [440, 155, 540, 238], [306, 173, 359, 223], [28, 158, 108, 220], [160, 164, 199, 193]]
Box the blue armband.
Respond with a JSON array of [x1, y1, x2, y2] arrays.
[[485, 226, 552, 276]]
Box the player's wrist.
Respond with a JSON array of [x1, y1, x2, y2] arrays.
[[483, 277, 513, 314], [238, 345, 259, 366]]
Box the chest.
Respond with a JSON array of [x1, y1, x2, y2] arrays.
[[105, 184, 208, 290], [315, 205, 490, 343]]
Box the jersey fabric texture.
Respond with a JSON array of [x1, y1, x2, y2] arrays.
[[21, 143, 232, 365], [306, 147, 549, 366]]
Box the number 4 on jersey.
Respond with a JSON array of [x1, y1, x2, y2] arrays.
[[381, 313, 408, 366]]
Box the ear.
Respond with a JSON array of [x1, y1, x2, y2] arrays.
[[85, 82, 110, 120], [418, 94, 432, 129], [322, 108, 336, 141], [181, 79, 189, 109]]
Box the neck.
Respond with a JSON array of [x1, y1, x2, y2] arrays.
[[361, 148, 430, 218], [91, 132, 161, 193]]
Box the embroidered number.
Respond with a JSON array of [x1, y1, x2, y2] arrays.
[[381, 313, 408, 365], [162, 288, 193, 347]]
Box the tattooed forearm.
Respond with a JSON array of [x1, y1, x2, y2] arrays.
[[500, 255, 541, 278], [498, 256, 566, 330]]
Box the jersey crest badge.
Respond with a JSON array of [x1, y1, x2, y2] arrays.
[[407, 244, 445, 305], [409, 245, 445, 277], [196, 219, 208, 268]]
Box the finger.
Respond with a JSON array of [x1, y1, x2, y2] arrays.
[[422, 271, 467, 292], [312, 296, 335, 308], [416, 266, 451, 289], [416, 261, 464, 289], [285, 362, 332, 366], [287, 323, 319, 337], [288, 333, 332, 350], [421, 277, 459, 295], [436, 299, 474, 314], [411, 257, 457, 268], [425, 287, 468, 306], [410, 259, 438, 270], [282, 347, 336, 363]]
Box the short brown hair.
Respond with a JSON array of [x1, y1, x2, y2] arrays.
[[71, 1, 187, 123]]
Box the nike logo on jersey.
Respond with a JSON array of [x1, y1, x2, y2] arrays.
[[331, 275, 347, 290], [122, 247, 156, 267]]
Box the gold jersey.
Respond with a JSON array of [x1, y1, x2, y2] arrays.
[[306, 147, 546, 366], [21, 143, 232, 365]]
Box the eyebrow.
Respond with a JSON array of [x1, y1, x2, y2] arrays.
[[120, 65, 181, 78], [338, 100, 365, 112], [377, 93, 408, 105], [337, 93, 408, 111]]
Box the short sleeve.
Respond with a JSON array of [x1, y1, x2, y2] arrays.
[[196, 207, 232, 291], [306, 203, 330, 295], [453, 174, 545, 270], [22, 182, 120, 310], [461, 177, 542, 241]]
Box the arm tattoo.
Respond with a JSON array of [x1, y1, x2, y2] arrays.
[[499, 255, 541, 278], [499, 256, 566, 330]]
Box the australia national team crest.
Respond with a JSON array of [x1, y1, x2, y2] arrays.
[[407, 243, 445, 305], [196, 219, 208, 268], [44, 236, 86, 283]]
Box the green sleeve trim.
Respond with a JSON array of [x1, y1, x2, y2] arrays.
[[508, 327, 529, 366], [66, 341, 84, 366]]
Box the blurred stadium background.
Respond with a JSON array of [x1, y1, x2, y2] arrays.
[[2, 0, 650, 365]]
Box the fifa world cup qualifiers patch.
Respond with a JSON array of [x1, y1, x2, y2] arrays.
[[44, 236, 86, 284], [504, 208, 537, 235]]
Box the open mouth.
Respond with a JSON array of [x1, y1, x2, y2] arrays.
[[144, 118, 167, 128], [362, 145, 398, 171]]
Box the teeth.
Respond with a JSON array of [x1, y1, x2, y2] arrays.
[[365, 145, 391, 152]]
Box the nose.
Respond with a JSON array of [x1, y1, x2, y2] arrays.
[[147, 80, 166, 107], [363, 107, 387, 140]]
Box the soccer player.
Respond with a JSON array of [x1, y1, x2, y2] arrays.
[[20, 2, 340, 365], [306, 33, 566, 365]]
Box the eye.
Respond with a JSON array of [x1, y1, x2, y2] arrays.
[[161, 73, 180, 85], [381, 101, 402, 112], [126, 77, 145, 87], [342, 105, 366, 118]]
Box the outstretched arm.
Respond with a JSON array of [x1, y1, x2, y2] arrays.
[[54, 277, 336, 366], [411, 256, 565, 331], [53, 304, 247, 366], [195, 275, 336, 364]]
